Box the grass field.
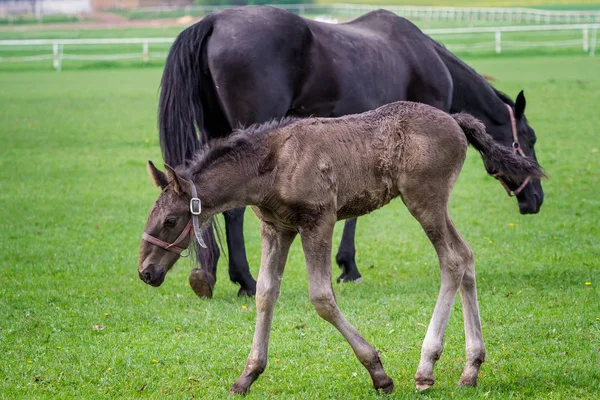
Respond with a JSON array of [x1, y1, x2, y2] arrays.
[[0, 53, 599, 399]]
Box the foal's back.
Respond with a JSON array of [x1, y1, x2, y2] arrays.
[[268, 102, 468, 221]]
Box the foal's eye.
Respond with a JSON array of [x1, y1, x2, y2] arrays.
[[164, 218, 177, 228]]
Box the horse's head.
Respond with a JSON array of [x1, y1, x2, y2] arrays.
[[493, 91, 544, 214], [138, 161, 208, 287]]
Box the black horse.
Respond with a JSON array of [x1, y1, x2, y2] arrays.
[[158, 6, 544, 297]]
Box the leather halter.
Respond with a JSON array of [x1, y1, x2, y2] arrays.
[[492, 104, 531, 197], [142, 183, 207, 255]]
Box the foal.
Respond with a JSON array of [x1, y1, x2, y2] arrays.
[[138, 101, 544, 393]]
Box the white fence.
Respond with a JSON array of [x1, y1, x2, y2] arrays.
[[0, 24, 598, 70], [125, 4, 600, 25]]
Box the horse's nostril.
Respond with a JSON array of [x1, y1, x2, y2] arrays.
[[140, 270, 152, 283]]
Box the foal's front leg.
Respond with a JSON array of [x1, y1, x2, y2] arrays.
[[230, 221, 296, 394], [300, 216, 393, 393]]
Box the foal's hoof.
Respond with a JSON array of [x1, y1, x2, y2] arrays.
[[457, 376, 478, 387], [189, 268, 215, 299], [229, 382, 250, 395], [415, 376, 435, 392]]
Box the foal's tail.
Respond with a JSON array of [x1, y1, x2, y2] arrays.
[[159, 17, 214, 167], [452, 113, 545, 181]]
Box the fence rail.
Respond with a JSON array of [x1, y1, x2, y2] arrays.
[[1, 23, 598, 70], [119, 4, 600, 24]]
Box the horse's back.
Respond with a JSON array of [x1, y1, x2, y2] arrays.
[[304, 10, 453, 114], [201, 6, 452, 120]]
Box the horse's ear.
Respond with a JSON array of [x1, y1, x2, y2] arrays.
[[164, 164, 190, 195], [515, 90, 526, 119], [147, 161, 168, 189]]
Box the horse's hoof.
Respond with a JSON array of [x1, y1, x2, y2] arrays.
[[375, 377, 394, 394], [338, 273, 362, 283], [237, 286, 256, 297], [189, 268, 215, 299]]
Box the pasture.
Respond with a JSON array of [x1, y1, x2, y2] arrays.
[[0, 53, 599, 398]]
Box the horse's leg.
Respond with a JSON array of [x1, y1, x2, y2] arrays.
[[401, 187, 476, 391], [457, 265, 486, 386], [224, 208, 257, 296], [189, 222, 219, 298], [335, 218, 362, 283], [300, 215, 394, 393], [211, 72, 292, 297], [230, 221, 296, 394]]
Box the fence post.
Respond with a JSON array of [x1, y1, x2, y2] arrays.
[[495, 30, 502, 54], [583, 27, 589, 52], [143, 41, 149, 63], [52, 42, 60, 71], [590, 26, 598, 57]]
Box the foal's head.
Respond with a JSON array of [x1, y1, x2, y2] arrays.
[[138, 161, 209, 287]]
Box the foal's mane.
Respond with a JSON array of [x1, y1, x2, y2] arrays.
[[188, 116, 300, 175]]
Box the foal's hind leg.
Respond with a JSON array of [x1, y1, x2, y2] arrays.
[[230, 221, 296, 394], [300, 215, 393, 393], [457, 265, 486, 386], [401, 187, 481, 391]]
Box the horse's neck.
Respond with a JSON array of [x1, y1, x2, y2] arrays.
[[443, 53, 507, 130]]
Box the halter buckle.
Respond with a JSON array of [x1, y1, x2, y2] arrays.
[[512, 141, 520, 149], [190, 198, 201, 215]]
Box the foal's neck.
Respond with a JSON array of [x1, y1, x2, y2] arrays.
[[191, 151, 267, 215]]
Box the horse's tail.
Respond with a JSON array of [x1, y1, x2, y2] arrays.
[[159, 18, 214, 167], [452, 113, 545, 181]]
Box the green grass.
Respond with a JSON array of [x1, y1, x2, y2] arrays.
[[0, 54, 599, 399], [0, 14, 85, 26]]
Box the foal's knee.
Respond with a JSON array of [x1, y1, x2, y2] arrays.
[[255, 283, 280, 313], [309, 291, 338, 321]]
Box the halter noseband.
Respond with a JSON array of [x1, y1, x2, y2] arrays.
[[492, 104, 531, 197], [142, 183, 207, 256]]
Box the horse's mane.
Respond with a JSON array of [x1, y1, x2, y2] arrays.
[[432, 40, 513, 107], [188, 116, 300, 175], [491, 89, 515, 106]]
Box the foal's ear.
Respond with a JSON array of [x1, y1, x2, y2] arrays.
[[164, 164, 191, 195], [147, 161, 168, 189], [515, 90, 526, 119]]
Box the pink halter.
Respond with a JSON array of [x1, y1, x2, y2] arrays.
[[492, 104, 531, 197], [142, 220, 194, 254], [141, 184, 207, 255]]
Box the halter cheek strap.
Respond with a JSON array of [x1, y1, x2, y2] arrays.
[[492, 104, 531, 197]]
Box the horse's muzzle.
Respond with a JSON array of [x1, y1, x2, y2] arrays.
[[139, 264, 167, 287], [518, 192, 543, 214]]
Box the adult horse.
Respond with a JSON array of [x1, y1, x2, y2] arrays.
[[158, 6, 544, 297]]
